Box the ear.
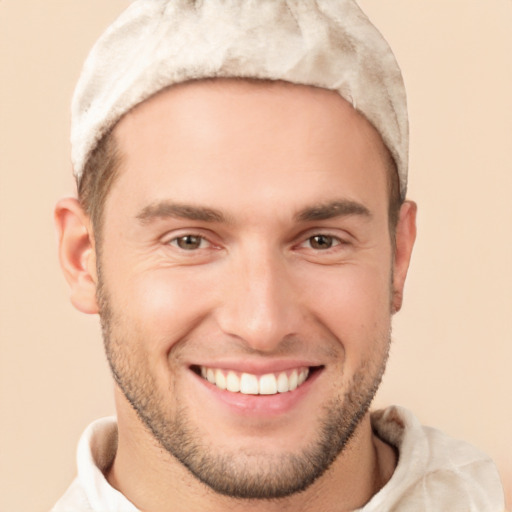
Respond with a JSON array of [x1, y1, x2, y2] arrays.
[[392, 200, 417, 313], [55, 197, 99, 314]]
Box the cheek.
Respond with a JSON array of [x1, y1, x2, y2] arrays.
[[298, 262, 393, 344], [109, 266, 217, 351]]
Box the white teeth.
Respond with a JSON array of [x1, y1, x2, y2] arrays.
[[276, 372, 289, 393], [215, 369, 226, 390], [206, 368, 216, 384], [289, 370, 298, 391], [240, 373, 259, 394], [199, 367, 310, 395], [226, 371, 240, 392], [259, 373, 277, 395]]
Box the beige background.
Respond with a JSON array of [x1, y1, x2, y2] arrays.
[[0, 1, 511, 511]]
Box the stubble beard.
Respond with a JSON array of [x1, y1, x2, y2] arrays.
[[97, 278, 391, 500]]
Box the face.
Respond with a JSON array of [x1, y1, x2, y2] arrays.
[[95, 80, 409, 499]]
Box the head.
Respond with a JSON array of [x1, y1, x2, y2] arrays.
[[56, 0, 416, 502]]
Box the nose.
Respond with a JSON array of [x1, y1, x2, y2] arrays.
[[215, 245, 303, 353]]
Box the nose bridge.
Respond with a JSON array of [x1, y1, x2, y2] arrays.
[[216, 240, 299, 352]]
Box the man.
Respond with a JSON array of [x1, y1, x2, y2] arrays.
[[52, 1, 505, 510]]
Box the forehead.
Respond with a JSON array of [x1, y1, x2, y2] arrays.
[[116, 78, 387, 153], [108, 79, 390, 220]]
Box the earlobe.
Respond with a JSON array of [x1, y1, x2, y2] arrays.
[[54, 197, 99, 314], [392, 200, 417, 313]]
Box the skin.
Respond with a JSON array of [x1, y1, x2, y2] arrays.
[[56, 79, 417, 512]]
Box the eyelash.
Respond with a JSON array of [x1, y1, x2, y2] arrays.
[[299, 234, 345, 251], [166, 232, 349, 253], [167, 234, 213, 251]]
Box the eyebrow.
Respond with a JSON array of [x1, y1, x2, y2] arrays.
[[136, 198, 371, 225], [295, 200, 372, 222], [136, 201, 226, 224]]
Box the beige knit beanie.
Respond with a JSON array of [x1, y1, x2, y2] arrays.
[[71, 0, 408, 197]]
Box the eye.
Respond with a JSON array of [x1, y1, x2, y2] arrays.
[[169, 234, 209, 251], [306, 234, 340, 250]]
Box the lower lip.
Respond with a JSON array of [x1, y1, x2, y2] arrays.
[[191, 369, 323, 416]]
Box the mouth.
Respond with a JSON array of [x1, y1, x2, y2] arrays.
[[191, 365, 322, 396]]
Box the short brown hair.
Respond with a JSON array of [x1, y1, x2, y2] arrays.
[[78, 130, 122, 241]]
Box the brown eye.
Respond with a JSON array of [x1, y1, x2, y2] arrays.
[[173, 235, 205, 250], [309, 235, 336, 250]]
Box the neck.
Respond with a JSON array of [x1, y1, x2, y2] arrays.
[[107, 392, 396, 512]]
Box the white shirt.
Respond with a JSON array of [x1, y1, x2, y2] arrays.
[[52, 406, 505, 512]]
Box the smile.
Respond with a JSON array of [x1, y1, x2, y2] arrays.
[[197, 366, 311, 395]]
